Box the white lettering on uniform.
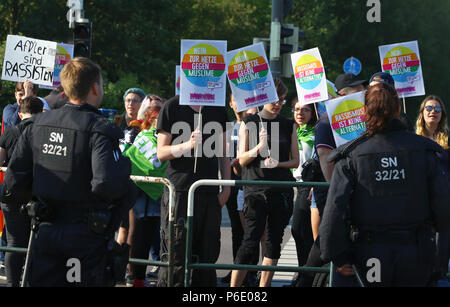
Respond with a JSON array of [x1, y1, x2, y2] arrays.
[[375, 156, 405, 182], [49, 132, 64, 143]]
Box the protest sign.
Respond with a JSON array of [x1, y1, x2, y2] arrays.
[[40, 43, 74, 90], [227, 42, 278, 112], [316, 80, 338, 118], [180, 40, 227, 107], [291, 47, 328, 105], [2, 35, 57, 87], [325, 91, 366, 147], [175, 65, 181, 96], [379, 40, 425, 98]]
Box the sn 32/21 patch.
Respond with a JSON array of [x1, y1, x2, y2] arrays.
[[36, 126, 75, 172], [362, 151, 411, 197]]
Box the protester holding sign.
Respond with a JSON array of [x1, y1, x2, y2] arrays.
[[231, 78, 299, 287], [2, 81, 36, 132]]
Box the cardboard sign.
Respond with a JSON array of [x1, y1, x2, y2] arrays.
[[325, 91, 366, 147], [40, 43, 74, 90], [2, 35, 57, 87], [180, 40, 227, 107], [227, 43, 278, 112], [379, 41, 425, 98], [175, 65, 181, 96], [291, 47, 328, 105]]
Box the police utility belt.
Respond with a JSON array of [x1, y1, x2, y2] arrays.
[[351, 224, 434, 245], [24, 200, 114, 235]]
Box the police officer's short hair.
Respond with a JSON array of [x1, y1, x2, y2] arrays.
[[60, 57, 101, 101], [19, 96, 43, 115]]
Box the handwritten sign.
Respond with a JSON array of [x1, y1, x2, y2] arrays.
[[2, 35, 57, 87], [180, 40, 227, 107], [379, 41, 425, 98], [227, 43, 278, 112], [291, 47, 328, 106], [325, 91, 366, 147]]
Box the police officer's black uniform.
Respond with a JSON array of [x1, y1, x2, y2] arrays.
[[4, 103, 136, 287], [319, 119, 450, 287]]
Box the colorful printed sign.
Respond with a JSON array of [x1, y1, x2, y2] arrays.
[[317, 80, 338, 118], [226, 43, 278, 112], [175, 65, 181, 96], [180, 40, 227, 107], [2, 35, 57, 86], [379, 41, 425, 98], [40, 43, 74, 90], [325, 91, 366, 147], [291, 47, 328, 106]]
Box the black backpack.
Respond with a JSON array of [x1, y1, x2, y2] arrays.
[[301, 152, 325, 182]]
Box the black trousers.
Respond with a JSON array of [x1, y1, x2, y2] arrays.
[[291, 187, 314, 266], [225, 188, 244, 260], [130, 216, 160, 280], [29, 221, 108, 287], [235, 191, 293, 265], [157, 189, 221, 287], [0, 202, 31, 287]]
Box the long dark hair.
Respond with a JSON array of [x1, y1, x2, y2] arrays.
[[364, 83, 401, 136]]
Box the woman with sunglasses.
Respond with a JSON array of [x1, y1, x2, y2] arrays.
[[319, 83, 450, 286], [415, 95, 450, 282], [231, 78, 299, 287]]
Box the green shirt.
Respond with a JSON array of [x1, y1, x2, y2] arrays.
[[123, 126, 167, 200]]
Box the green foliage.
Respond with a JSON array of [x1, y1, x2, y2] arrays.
[[0, 0, 449, 122]]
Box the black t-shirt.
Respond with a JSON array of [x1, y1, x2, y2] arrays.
[[157, 96, 228, 192], [0, 118, 33, 165], [241, 113, 295, 196]]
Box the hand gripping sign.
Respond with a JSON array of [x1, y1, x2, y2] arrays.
[[291, 47, 328, 106], [227, 43, 278, 112], [379, 40, 425, 98], [325, 91, 366, 147], [180, 40, 227, 107], [2, 35, 57, 87]]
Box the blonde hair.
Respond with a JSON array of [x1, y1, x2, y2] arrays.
[[415, 95, 449, 149], [60, 57, 101, 101]]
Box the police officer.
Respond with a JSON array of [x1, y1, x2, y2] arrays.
[[4, 57, 136, 287], [319, 83, 450, 287]]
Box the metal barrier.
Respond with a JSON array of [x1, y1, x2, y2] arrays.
[[0, 169, 176, 287], [184, 179, 335, 287]]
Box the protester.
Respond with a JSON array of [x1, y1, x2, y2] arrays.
[[44, 85, 69, 110], [114, 88, 146, 130], [2, 81, 36, 132], [122, 105, 167, 287], [221, 94, 258, 286], [415, 95, 450, 280], [230, 78, 299, 287], [0, 97, 43, 287], [290, 98, 317, 271], [319, 83, 450, 286], [297, 73, 367, 287], [156, 94, 230, 287], [3, 57, 137, 287]]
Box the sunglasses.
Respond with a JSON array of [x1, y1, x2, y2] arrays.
[[425, 106, 442, 113]]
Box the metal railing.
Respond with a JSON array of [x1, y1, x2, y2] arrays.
[[0, 169, 176, 287], [184, 179, 335, 287]]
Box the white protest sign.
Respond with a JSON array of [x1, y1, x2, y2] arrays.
[[175, 65, 181, 96], [40, 43, 74, 90], [325, 91, 366, 147], [291, 47, 328, 106], [227, 43, 278, 112], [2, 35, 57, 87], [379, 40, 425, 98], [180, 40, 227, 107]]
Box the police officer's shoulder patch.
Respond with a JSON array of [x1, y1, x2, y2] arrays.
[[35, 126, 75, 173]]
